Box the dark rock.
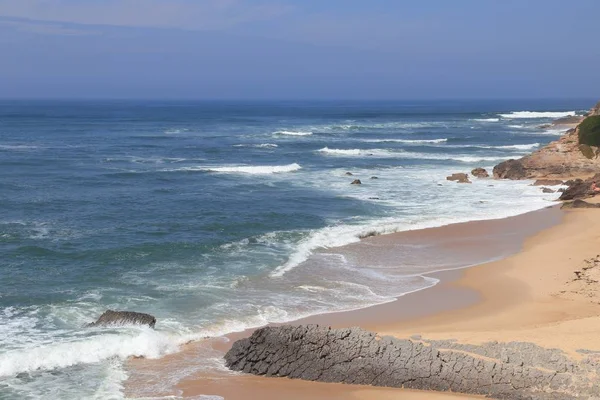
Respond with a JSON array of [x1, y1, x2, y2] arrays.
[[350, 179, 362, 185], [370, 176, 378, 179], [559, 173, 600, 201], [225, 325, 599, 399], [533, 179, 564, 186], [561, 200, 600, 209], [88, 310, 156, 328], [345, 172, 353, 176], [368, 197, 380, 200], [471, 167, 489, 178], [542, 187, 555, 193], [446, 173, 471, 184], [493, 159, 527, 180]]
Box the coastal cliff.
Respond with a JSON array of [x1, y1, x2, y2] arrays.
[[493, 102, 600, 179]]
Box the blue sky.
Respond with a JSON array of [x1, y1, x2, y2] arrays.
[[1, 0, 599, 99]]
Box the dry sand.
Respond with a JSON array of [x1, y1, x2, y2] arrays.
[[128, 200, 600, 399]]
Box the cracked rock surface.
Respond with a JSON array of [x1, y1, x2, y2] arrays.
[[225, 325, 600, 399]]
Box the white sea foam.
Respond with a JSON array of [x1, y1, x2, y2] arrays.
[[274, 130, 313, 136], [269, 171, 559, 278], [317, 147, 511, 162], [362, 138, 448, 144], [181, 163, 301, 174], [446, 143, 540, 151], [233, 143, 278, 148], [164, 128, 189, 134], [495, 143, 540, 150], [318, 147, 363, 156], [473, 118, 500, 122], [499, 111, 577, 119], [0, 329, 182, 377], [0, 144, 38, 150]]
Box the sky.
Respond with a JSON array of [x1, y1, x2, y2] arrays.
[[0, 0, 599, 100]]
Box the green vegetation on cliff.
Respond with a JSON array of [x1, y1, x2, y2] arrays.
[[578, 115, 600, 146]]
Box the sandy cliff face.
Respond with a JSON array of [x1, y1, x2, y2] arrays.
[[493, 102, 600, 179]]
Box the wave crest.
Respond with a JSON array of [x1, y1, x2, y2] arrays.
[[201, 163, 301, 174], [363, 138, 448, 144], [274, 130, 313, 136], [499, 111, 576, 119]]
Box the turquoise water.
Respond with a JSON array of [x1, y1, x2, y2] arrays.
[[0, 99, 590, 399]]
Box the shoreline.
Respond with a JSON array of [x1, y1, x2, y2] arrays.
[[125, 204, 569, 399], [173, 200, 600, 399]]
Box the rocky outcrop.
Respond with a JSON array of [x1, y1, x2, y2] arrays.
[[471, 168, 489, 178], [493, 103, 600, 180], [493, 159, 527, 180], [552, 115, 585, 125], [559, 174, 600, 201], [225, 325, 600, 399], [446, 173, 471, 184], [350, 179, 362, 185], [88, 310, 156, 328], [493, 128, 600, 179], [533, 179, 563, 186], [561, 199, 600, 209]]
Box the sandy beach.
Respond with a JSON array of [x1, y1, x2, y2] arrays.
[[122, 196, 600, 399]]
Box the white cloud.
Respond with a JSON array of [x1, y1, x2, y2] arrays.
[[0, 0, 293, 30]]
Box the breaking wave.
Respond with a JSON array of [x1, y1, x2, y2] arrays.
[[362, 138, 448, 144], [191, 163, 302, 174], [473, 118, 500, 122], [499, 111, 576, 119], [317, 147, 511, 162], [233, 143, 278, 148], [0, 329, 182, 377]]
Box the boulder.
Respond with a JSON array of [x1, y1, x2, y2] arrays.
[[370, 176, 378, 179], [558, 173, 600, 201], [345, 172, 353, 176], [225, 325, 599, 399], [492, 159, 527, 180], [350, 179, 362, 185], [560, 179, 589, 201], [88, 310, 156, 328], [561, 200, 600, 209], [542, 187, 555, 193], [470, 167, 489, 178], [446, 173, 471, 184], [533, 179, 564, 186]]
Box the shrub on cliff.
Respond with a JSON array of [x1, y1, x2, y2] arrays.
[[578, 116, 600, 146]]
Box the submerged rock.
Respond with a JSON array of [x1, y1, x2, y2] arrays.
[[561, 199, 600, 209], [542, 187, 555, 193], [370, 176, 378, 179], [471, 167, 489, 178], [225, 325, 600, 399], [345, 172, 353, 176], [446, 173, 471, 184], [88, 310, 156, 328], [350, 179, 362, 185]]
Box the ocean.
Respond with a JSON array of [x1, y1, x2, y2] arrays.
[[0, 99, 591, 399]]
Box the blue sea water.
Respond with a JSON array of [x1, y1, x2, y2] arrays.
[[0, 99, 591, 399]]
